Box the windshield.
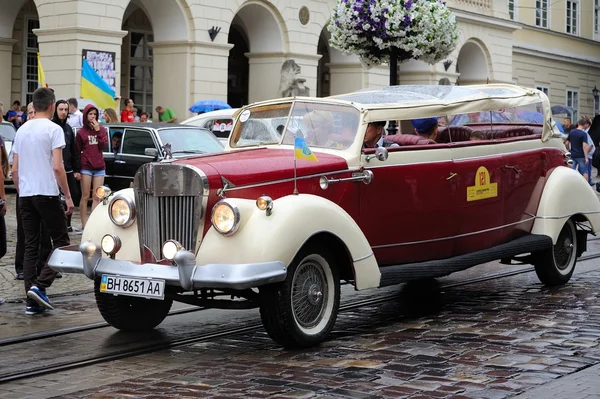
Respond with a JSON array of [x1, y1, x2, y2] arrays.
[[231, 101, 360, 150], [0, 124, 16, 141], [157, 128, 224, 155]]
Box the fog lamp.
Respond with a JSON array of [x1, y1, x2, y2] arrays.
[[101, 234, 121, 257], [162, 240, 183, 261], [256, 196, 273, 216], [95, 186, 112, 204]]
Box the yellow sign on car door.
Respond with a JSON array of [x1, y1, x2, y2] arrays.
[[467, 166, 498, 201]]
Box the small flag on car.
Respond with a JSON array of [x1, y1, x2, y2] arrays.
[[294, 137, 318, 162]]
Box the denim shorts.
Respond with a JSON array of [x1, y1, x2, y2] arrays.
[[80, 169, 106, 177], [571, 158, 587, 175]]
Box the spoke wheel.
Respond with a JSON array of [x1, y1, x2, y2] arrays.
[[534, 219, 578, 286], [260, 245, 340, 348]]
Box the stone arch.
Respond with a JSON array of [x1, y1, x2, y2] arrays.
[[121, 0, 192, 42], [456, 39, 492, 85], [228, 0, 288, 104]]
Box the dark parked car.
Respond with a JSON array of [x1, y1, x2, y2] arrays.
[[101, 123, 224, 191]]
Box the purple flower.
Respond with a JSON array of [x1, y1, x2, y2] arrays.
[[405, 0, 412, 9]]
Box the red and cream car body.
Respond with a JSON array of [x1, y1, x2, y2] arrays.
[[49, 84, 600, 348]]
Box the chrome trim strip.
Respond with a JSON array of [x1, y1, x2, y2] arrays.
[[353, 252, 374, 263], [372, 217, 536, 249], [221, 168, 358, 193], [536, 211, 600, 220]]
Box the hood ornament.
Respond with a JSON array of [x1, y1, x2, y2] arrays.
[[217, 176, 236, 198], [162, 143, 173, 159]]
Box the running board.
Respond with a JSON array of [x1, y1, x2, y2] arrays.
[[378, 234, 552, 287]]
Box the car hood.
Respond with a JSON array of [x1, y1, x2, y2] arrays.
[[173, 147, 349, 187]]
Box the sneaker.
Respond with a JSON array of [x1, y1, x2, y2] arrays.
[[27, 286, 54, 310], [0, 297, 5, 305], [68, 226, 82, 235], [55, 272, 63, 279], [15, 273, 24, 280], [25, 304, 46, 315]]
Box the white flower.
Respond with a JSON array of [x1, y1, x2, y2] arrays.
[[328, 0, 458, 67]]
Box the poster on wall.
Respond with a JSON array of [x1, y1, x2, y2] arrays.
[[82, 49, 116, 93]]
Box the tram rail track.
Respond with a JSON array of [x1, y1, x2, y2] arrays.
[[0, 262, 552, 384], [3, 242, 600, 384]]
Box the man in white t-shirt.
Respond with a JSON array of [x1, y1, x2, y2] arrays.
[[66, 98, 83, 128], [12, 87, 75, 316]]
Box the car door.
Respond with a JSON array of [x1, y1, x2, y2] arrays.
[[359, 145, 457, 266], [113, 128, 159, 190], [103, 126, 123, 190], [450, 142, 506, 255]]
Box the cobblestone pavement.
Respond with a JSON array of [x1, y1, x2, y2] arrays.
[[0, 191, 91, 302], [1, 262, 599, 398]]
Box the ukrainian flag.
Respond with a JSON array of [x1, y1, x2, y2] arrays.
[[294, 137, 318, 162], [37, 53, 47, 88], [81, 60, 116, 110]]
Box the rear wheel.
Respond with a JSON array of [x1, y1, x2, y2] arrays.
[[533, 219, 578, 286], [259, 245, 340, 348], [94, 279, 173, 331]]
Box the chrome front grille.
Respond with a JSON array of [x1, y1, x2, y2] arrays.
[[134, 163, 208, 260]]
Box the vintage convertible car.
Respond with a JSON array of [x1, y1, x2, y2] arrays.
[[49, 85, 600, 348]]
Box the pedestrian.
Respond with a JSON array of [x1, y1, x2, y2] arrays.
[[10, 103, 53, 281], [76, 104, 108, 229], [121, 98, 135, 123], [566, 119, 592, 181], [6, 100, 24, 129], [0, 144, 5, 304], [52, 100, 82, 233], [11, 87, 74, 315], [67, 98, 83, 128], [139, 112, 151, 123], [103, 108, 119, 123], [156, 106, 177, 123]]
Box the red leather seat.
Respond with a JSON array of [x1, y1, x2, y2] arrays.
[[493, 127, 536, 139], [436, 126, 474, 142], [385, 134, 436, 146]]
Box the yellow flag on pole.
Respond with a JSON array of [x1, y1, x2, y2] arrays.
[[37, 52, 47, 88]]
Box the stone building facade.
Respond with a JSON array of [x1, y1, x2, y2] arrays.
[[0, 0, 598, 120]]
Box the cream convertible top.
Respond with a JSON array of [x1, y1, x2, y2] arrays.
[[233, 84, 556, 142]]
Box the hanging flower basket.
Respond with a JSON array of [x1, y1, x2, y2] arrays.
[[328, 0, 459, 67]]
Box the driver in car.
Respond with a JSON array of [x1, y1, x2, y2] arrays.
[[363, 121, 399, 148]]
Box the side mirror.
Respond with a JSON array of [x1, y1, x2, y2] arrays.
[[366, 146, 389, 163], [145, 148, 158, 159]]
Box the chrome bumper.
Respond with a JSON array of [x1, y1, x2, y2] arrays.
[[48, 242, 287, 291]]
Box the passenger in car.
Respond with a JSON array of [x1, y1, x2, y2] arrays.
[[112, 132, 122, 154], [470, 130, 486, 141], [363, 121, 399, 148], [412, 117, 439, 142]]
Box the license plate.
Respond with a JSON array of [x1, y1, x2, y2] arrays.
[[100, 275, 165, 300]]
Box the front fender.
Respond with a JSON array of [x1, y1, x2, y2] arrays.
[[81, 188, 141, 263], [532, 166, 600, 243], [196, 194, 380, 290]]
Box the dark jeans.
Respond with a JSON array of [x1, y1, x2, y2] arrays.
[[20, 195, 70, 301], [65, 171, 81, 228], [15, 193, 52, 275], [0, 214, 6, 260]]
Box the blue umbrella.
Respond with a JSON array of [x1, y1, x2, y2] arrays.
[[551, 105, 573, 116], [189, 100, 231, 114]]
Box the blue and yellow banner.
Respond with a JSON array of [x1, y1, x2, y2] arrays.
[[37, 52, 47, 88], [294, 137, 318, 162], [81, 60, 116, 110]]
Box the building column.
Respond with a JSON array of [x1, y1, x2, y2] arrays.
[[246, 52, 287, 103], [328, 62, 389, 95], [0, 38, 16, 105], [34, 27, 127, 103], [186, 41, 233, 119]]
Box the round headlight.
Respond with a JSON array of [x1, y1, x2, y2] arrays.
[[101, 234, 121, 256], [211, 200, 240, 236], [162, 240, 183, 261], [108, 195, 136, 227]]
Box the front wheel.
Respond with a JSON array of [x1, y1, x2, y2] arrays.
[[533, 219, 578, 286], [259, 245, 340, 348], [94, 279, 173, 331]]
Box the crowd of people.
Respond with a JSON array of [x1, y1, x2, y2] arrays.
[[0, 90, 177, 312]]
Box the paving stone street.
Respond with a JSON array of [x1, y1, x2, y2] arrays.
[[1, 190, 600, 399]]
